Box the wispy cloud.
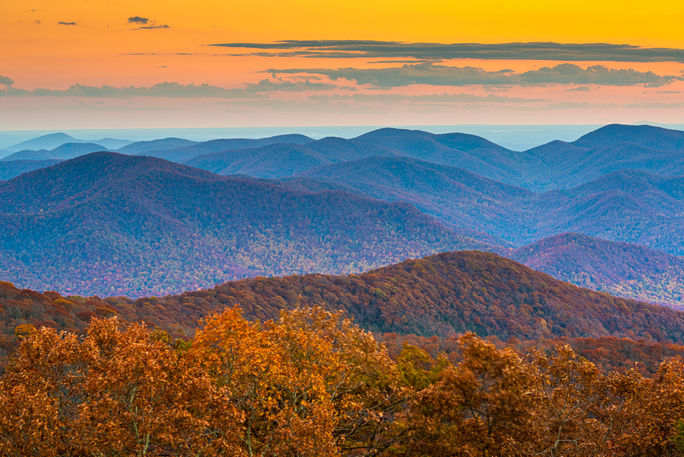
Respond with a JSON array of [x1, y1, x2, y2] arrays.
[[0, 79, 336, 98], [211, 40, 684, 63], [270, 63, 683, 88], [57, 21, 77, 26], [137, 24, 170, 30]]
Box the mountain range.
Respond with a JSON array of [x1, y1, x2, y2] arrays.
[[0, 124, 681, 305], [298, 157, 682, 254], [4, 124, 682, 190], [0, 152, 488, 296]]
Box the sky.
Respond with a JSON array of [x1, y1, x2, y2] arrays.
[[0, 0, 683, 129]]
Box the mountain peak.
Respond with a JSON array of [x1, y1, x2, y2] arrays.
[[575, 124, 684, 150], [6, 132, 77, 152]]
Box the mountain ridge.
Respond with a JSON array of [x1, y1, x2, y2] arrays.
[[0, 152, 490, 297]]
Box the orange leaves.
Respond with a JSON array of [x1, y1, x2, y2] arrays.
[[192, 306, 401, 457], [0, 310, 681, 457], [0, 318, 243, 456]]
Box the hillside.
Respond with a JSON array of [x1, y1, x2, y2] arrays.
[[0, 152, 489, 296], [141, 251, 681, 342], [1, 251, 681, 359], [302, 158, 684, 254], [0, 159, 61, 180], [574, 124, 684, 150], [512, 233, 683, 309], [302, 156, 534, 241], [535, 171, 683, 254]]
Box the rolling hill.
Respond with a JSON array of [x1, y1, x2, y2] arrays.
[[2, 251, 681, 356], [512, 233, 683, 309], [300, 156, 534, 241], [130, 250, 681, 342], [0, 152, 490, 297]]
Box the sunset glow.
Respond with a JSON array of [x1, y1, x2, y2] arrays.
[[1, 0, 683, 128]]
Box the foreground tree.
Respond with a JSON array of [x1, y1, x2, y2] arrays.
[[0, 310, 681, 457], [192, 307, 405, 457], [399, 333, 541, 457], [0, 318, 242, 456]]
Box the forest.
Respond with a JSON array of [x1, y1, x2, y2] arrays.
[[1, 307, 682, 456]]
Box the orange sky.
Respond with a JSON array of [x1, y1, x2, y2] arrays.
[[0, 0, 682, 128]]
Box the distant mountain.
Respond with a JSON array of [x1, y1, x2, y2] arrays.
[[177, 124, 684, 191], [306, 136, 397, 161], [352, 128, 542, 185], [0, 152, 490, 297], [183, 137, 388, 176], [574, 124, 684, 150], [185, 129, 543, 184], [1, 149, 52, 161], [302, 156, 532, 243], [141, 134, 313, 163], [4, 133, 77, 152], [525, 124, 684, 190], [186, 143, 335, 177], [535, 171, 683, 254], [96, 138, 132, 149], [117, 137, 197, 155], [1, 142, 109, 161], [0, 159, 62, 180], [301, 157, 683, 255], [116, 134, 313, 163], [512, 233, 683, 309]]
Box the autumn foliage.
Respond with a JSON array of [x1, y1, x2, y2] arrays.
[[0, 308, 682, 457]]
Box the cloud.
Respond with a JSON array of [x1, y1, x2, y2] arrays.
[[127, 16, 149, 24], [0, 79, 336, 98], [243, 78, 337, 92], [0, 75, 13, 87], [270, 63, 683, 88], [137, 24, 170, 29], [127, 16, 170, 30], [57, 21, 77, 26], [308, 92, 546, 104], [210, 40, 684, 63]]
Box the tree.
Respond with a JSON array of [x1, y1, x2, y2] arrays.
[[0, 318, 243, 456], [401, 333, 541, 457]]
